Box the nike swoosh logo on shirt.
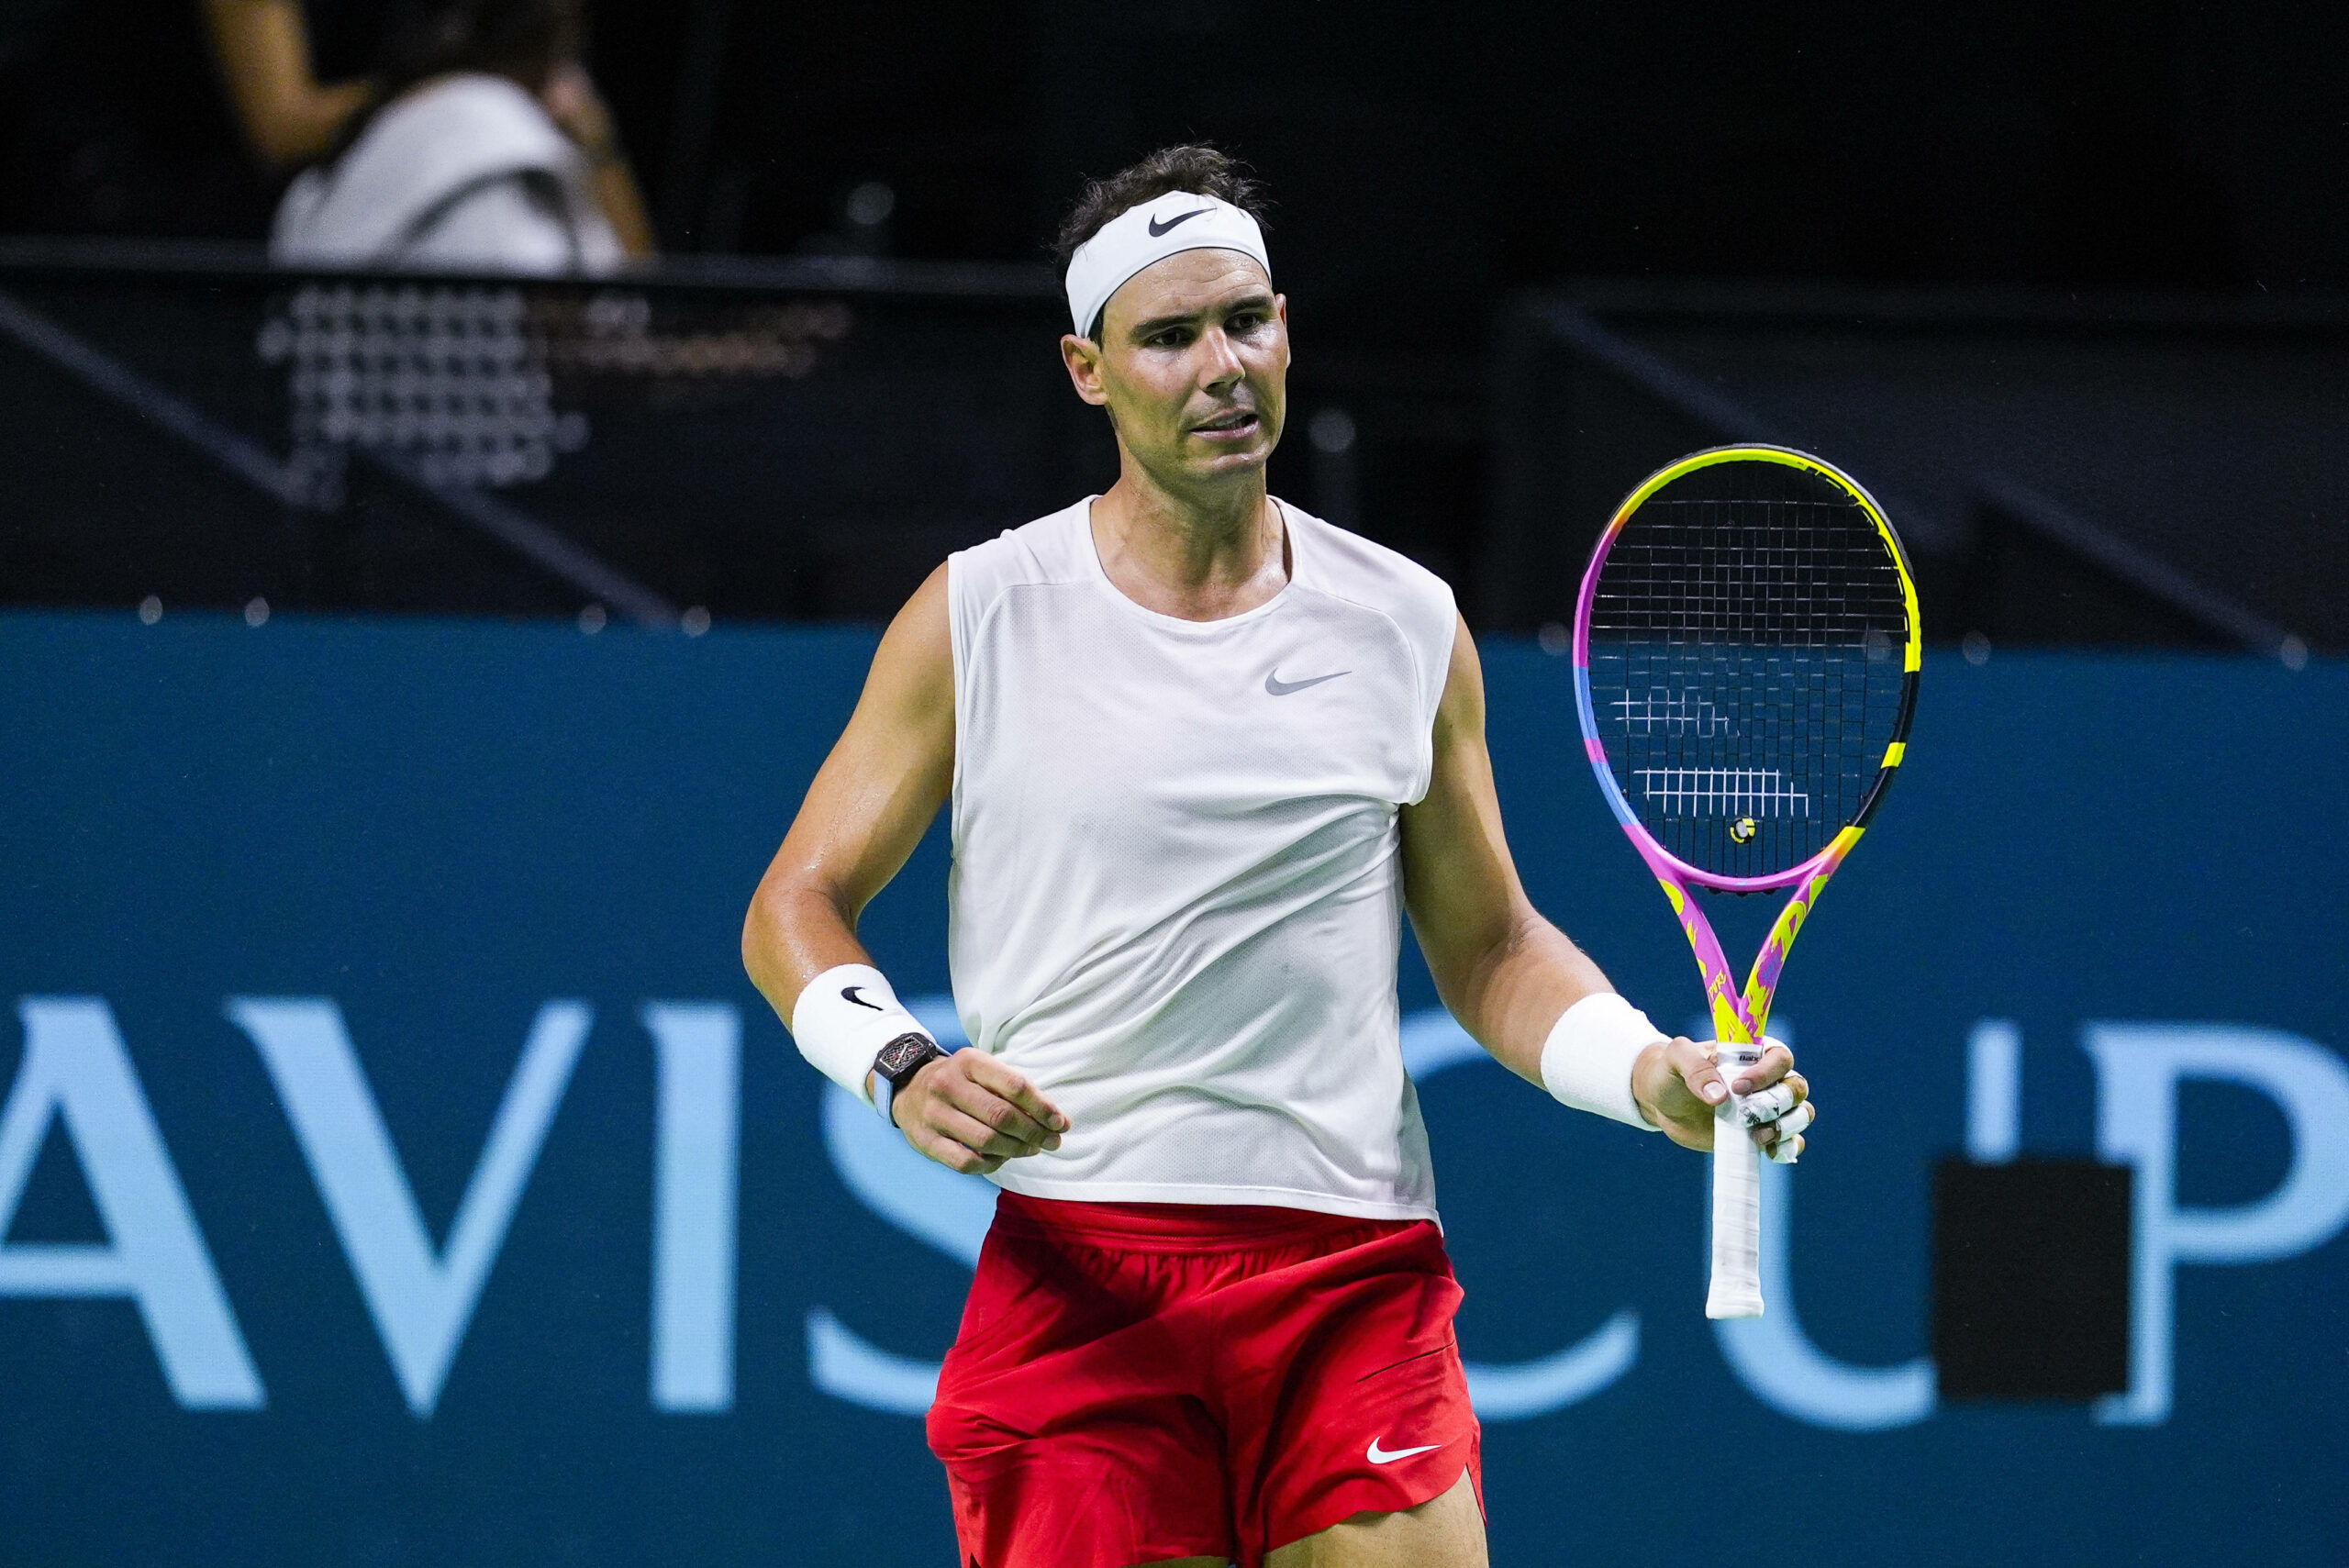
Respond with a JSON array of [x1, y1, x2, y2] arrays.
[[1366, 1439, 1442, 1464], [1264, 668, 1350, 696], [1147, 207, 1212, 237]]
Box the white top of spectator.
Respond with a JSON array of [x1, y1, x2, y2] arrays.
[[271, 74, 623, 275]]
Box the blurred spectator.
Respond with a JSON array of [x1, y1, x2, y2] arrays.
[[212, 0, 652, 271]]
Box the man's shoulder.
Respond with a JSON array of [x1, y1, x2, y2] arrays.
[[1284, 503, 1457, 634], [952, 500, 1093, 580], [946, 499, 1095, 637], [1283, 503, 1460, 721]]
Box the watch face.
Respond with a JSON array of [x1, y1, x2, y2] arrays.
[[875, 1032, 937, 1081]]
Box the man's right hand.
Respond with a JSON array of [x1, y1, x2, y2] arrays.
[[889, 1050, 1070, 1173]]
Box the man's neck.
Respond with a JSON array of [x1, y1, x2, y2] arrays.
[[1089, 465, 1287, 623]]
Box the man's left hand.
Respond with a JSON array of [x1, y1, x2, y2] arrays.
[[1632, 1035, 1813, 1162]]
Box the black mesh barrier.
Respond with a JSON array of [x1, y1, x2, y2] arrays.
[[0, 245, 1112, 623]]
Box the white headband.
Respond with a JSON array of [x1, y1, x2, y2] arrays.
[[1063, 191, 1270, 338]]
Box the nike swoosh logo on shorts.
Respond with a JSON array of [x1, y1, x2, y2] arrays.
[[1264, 668, 1350, 696], [1366, 1438, 1442, 1464], [841, 986, 883, 1010], [1148, 207, 1212, 237]]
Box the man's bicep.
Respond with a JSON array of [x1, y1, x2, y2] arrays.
[[776, 563, 957, 913], [1400, 617, 1532, 973]]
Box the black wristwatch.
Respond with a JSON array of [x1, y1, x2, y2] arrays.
[[871, 1031, 946, 1127]]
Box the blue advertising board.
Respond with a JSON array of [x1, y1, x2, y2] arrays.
[[2, 611, 2343, 1565]]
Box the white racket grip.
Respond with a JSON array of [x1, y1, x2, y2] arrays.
[[1707, 1047, 1765, 1319]]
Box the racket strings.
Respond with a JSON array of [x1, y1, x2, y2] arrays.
[[1587, 492, 1909, 879]]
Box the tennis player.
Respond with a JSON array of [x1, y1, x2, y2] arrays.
[[742, 145, 1814, 1568]]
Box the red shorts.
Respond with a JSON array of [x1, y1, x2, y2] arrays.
[[926, 1192, 1482, 1568]]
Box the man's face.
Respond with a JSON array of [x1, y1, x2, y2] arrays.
[[1063, 249, 1289, 489]]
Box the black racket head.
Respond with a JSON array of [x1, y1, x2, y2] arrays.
[[1572, 446, 1920, 887]]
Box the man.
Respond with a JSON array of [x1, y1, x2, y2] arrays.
[[743, 145, 1813, 1568]]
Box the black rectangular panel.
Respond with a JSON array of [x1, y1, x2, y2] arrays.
[[1932, 1158, 2132, 1401]]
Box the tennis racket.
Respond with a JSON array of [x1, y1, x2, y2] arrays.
[[1570, 445, 1920, 1318]]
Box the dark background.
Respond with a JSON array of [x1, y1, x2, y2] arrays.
[[0, 1, 2341, 644], [8, 1, 2338, 290]]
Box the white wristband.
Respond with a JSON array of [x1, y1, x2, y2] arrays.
[[1540, 992, 1665, 1130], [789, 963, 935, 1116]]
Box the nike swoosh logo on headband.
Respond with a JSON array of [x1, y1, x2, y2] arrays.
[[1148, 208, 1212, 237]]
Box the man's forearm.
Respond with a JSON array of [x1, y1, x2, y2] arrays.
[[740, 878, 874, 1028], [1426, 906, 1674, 1130], [744, 878, 930, 1106], [1435, 910, 1619, 1087]]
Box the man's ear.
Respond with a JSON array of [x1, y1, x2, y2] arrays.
[[1060, 333, 1109, 407]]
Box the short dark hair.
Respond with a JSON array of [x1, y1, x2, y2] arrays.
[[1052, 145, 1270, 338], [376, 0, 584, 99]]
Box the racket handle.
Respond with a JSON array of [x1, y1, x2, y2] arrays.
[[1707, 1046, 1765, 1319]]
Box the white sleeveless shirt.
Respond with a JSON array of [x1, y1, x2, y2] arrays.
[[945, 498, 1458, 1221]]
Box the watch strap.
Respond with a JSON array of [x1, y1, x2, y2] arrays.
[[871, 1032, 945, 1125]]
